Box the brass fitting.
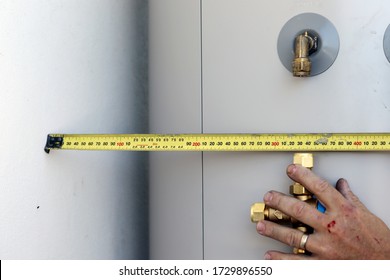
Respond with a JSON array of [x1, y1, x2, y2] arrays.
[[251, 202, 266, 222], [250, 153, 316, 254], [293, 153, 313, 168], [292, 31, 318, 77], [291, 153, 313, 201], [251, 202, 290, 224]]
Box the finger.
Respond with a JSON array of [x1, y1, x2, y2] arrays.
[[286, 164, 345, 210], [335, 178, 367, 209], [263, 191, 326, 230], [264, 250, 317, 260], [257, 220, 313, 250]]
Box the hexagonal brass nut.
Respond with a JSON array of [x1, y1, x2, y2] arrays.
[[292, 58, 311, 77], [293, 153, 313, 168], [251, 203, 266, 223], [290, 182, 310, 195]]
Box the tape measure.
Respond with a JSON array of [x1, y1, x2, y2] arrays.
[[44, 133, 390, 153]]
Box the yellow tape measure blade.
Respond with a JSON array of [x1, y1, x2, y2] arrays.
[[44, 133, 390, 153]]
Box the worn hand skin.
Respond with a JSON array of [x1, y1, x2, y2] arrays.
[[256, 164, 390, 260]]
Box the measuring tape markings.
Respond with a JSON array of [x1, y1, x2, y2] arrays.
[[44, 133, 390, 153]]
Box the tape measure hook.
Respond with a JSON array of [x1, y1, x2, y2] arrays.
[[44, 135, 64, 154]]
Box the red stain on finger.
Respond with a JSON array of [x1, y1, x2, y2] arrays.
[[327, 220, 336, 233]]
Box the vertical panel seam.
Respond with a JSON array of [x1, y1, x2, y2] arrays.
[[200, 0, 205, 260]]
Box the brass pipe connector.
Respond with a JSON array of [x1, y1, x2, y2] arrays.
[[292, 31, 318, 77], [251, 153, 316, 254]]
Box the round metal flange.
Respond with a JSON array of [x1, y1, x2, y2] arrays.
[[277, 13, 340, 76], [383, 24, 390, 63]]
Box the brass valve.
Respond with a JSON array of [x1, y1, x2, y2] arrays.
[[292, 31, 318, 77], [251, 153, 316, 254]]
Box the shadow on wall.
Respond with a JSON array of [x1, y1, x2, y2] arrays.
[[124, 0, 149, 259], [105, 0, 149, 259]]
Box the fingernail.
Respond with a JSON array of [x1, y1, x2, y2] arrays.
[[287, 164, 297, 175], [263, 192, 273, 202], [264, 253, 272, 260], [257, 221, 265, 234]]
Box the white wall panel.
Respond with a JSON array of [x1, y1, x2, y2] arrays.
[[149, 0, 203, 259], [150, 0, 390, 259], [0, 0, 148, 259]]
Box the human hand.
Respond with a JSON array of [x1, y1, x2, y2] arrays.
[[256, 164, 390, 259]]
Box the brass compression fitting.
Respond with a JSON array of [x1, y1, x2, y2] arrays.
[[292, 31, 318, 77], [251, 153, 320, 254]]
